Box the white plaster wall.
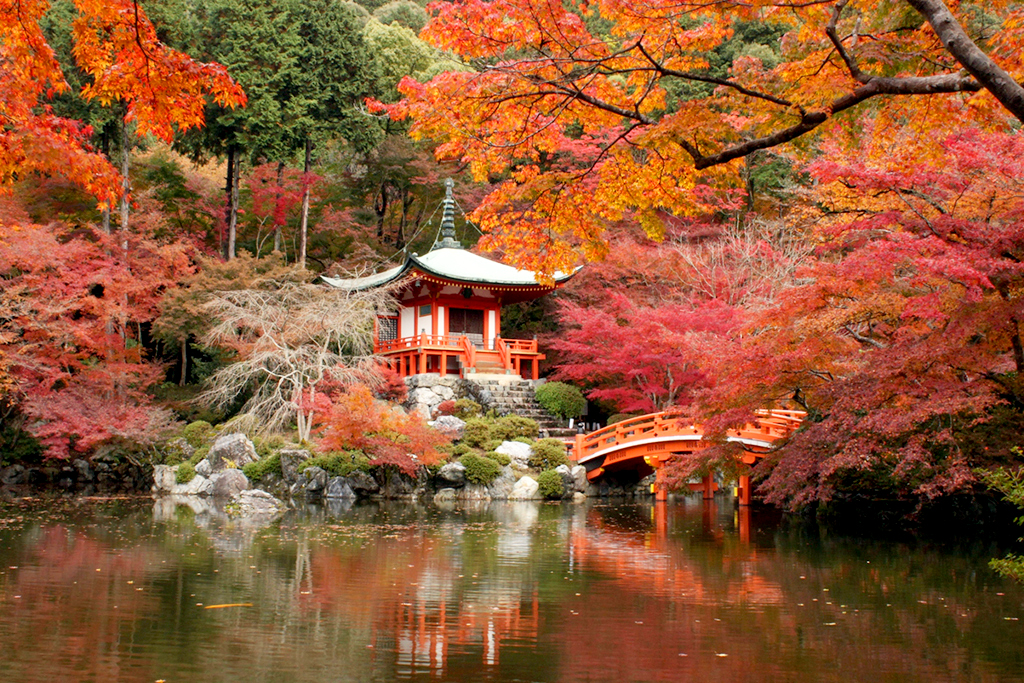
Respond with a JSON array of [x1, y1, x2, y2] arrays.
[[488, 309, 497, 347], [419, 314, 432, 336], [437, 306, 445, 337], [400, 306, 414, 339]]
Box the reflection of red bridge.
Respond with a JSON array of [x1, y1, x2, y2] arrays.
[[570, 410, 805, 504]]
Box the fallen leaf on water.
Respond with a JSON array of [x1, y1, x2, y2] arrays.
[[203, 603, 253, 610]]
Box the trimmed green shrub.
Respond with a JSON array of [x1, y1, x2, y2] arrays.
[[460, 454, 502, 485], [491, 415, 538, 441], [536, 469, 564, 499], [486, 450, 511, 466], [452, 398, 482, 419], [176, 462, 196, 485], [529, 438, 568, 470], [187, 445, 209, 467], [182, 421, 214, 448], [461, 418, 494, 449], [253, 435, 286, 459], [242, 453, 282, 482], [450, 442, 475, 457], [535, 382, 586, 420], [161, 438, 193, 466], [299, 450, 371, 477]]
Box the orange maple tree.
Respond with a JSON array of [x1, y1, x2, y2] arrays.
[[390, 0, 1024, 272], [0, 0, 245, 207]]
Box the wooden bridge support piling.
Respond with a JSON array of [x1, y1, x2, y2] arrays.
[[738, 473, 751, 507]]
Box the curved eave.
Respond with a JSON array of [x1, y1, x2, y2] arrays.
[[321, 262, 411, 291], [323, 249, 582, 292], [409, 259, 580, 290]]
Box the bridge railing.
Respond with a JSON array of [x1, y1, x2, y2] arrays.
[[570, 409, 805, 463]]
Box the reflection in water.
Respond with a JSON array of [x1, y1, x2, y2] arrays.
[[0, 496, 1021, 682]]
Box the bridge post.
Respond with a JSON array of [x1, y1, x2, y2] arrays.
[[738, 474, 751, 506], [654, 467, 667, 502], [702, 473, 715, 500]]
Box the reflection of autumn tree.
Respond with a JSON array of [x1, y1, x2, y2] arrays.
[[1, 501, 1020, 681], [0, 524, 169, 682]]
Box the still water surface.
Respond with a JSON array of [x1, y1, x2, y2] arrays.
[[0, 495, 1021, 682]]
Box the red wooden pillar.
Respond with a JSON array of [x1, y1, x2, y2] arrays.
[[738, 473, 752, 506], [440, 351, 447, 377], [703, 473, 715, 500], [531, 359, 539, 381], [654, 466, 668, 502], [419, 350, 426, 374]]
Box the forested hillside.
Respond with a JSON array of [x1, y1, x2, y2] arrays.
[[2, 0, 1024, 522]]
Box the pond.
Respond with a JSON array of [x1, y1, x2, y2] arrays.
[[0, 495, 1021, 682]]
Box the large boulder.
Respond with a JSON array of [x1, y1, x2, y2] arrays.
[[72, 459, 95, 482], [180, 474, 213, 496], [437, 461, 467, 487], [234, 489, 284, 515], [195, 459, 212, 478], [432, 415, 466, 439], [326, 476, 355, 499], [304, 466, 329, 497], [495, 441, 532, 469], [487, 466, 517, 500], [571, 465, 588, 493], [1, 464, 26, 486], [211, 469, 250, 498], [508, 475, 540, 500], [152, 465, 177, 493], [279, 449, 311, 483], [383, 469, 416, 498], [347, 470, 379, 496], [207, 433, 259, 472], [555, 465, 575, 497]]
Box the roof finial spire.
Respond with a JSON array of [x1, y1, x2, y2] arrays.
[[435, 178, 463, 250]]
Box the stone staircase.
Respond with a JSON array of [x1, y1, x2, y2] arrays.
[[464, 377, 578, 439]]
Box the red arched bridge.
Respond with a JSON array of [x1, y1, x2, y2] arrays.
[[569, 410, 805, 505]]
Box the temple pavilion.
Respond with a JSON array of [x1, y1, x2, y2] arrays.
[[323, 180, 577, 380]]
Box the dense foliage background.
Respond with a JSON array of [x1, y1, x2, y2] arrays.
[[2, 0, 1024, 524]]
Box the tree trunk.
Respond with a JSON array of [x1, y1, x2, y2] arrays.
[[224, 147, 237, 260], [100, 127, 112, 234], [375, 181, 388, 240], [119, 121, 131, 236], [273, 161, 284, 253], [298, 138, 312, 269], [397, 188, 414, 249], [179, 338, 188, 387], [904, 0, 1024, 122], [228, 151, 239, 260]]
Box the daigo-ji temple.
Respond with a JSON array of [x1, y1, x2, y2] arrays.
[[325, 180, 804, 502], [323, 179, 577, 382]]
